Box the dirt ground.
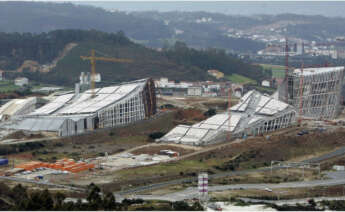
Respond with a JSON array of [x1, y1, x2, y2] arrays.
[[95, 127, 345, 192], [131, 145, 195, 156], [210, 169, 319, 186], [4, 111, 183, 162], [158, 95, 237, 112]]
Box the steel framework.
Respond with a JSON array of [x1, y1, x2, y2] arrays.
[[286, 67, 345, 119]]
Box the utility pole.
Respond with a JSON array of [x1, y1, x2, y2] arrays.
[[228, 87, 232, 141]]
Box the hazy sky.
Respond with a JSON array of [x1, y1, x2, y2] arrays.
[[72, 1, 345, 17]]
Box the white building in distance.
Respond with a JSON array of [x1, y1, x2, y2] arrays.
[[188, 87, 203, 96], [261, 80, 271, 87], [14, 77, 29, 87]]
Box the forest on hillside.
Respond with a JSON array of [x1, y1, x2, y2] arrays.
[[1, 30, 268, 86], [0, 1, 264, 53], [2, 2, 345, 53]]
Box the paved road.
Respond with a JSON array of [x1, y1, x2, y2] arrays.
[[303, 146, 345, 163], [0, 176, 85, 191], [126, 171, 345, 201], [115, 145, 345, 196], [115, 144, 345, 200]]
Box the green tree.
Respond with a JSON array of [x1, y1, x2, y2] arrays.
[[191, 201, 204, 211], [103, 192, 117, 210], [204, 108, 216, 117], [173, 201, 191, 211], [40, 189, 54, 210], [53, 192, 66, 210], [86, 183, 102, 210]]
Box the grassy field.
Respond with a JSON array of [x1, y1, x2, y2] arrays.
[[251, 85, 276, 94], [271, 69, 285, 78], [226, 74, 256, 84], [209, 169, 319, 186], [0, 81, 21, 93], [259, 64, 286, 79], [102, 128, 345, 191], [2, 111, 179, 164], [259, 64, 285, 70], [211, 184, 345, 201]]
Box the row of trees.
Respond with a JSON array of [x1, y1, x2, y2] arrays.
[[0, 182, 204, 211]]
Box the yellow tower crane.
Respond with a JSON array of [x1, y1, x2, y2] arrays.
[[80, 49, 133, 97]]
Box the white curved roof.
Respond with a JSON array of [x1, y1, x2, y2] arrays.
[[31, 79, 147, 116], [30, 94, 74, 115], [159, 90, 295, 146]]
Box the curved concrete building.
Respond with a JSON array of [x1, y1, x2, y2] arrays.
[[1, 78, 156, 136], [158, 90, 296, 146]]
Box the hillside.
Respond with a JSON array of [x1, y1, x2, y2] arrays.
[[3, 2, 345, 53], [133, 11, 345, 43], [1, 30, 267, 86], [0, 1, 264, 53], [0, 2, 170, 41]]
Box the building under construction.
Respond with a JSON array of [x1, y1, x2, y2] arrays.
[[158, 90, 296, 146], [280, 66, 344, 119], [0, 78, 156, 136]]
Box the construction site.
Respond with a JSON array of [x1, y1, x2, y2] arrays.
[[158, 90, 297, 145], [1, 44, 345, 209], [282, 66, 344, 119]]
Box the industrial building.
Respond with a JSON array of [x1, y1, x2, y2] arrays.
[[0, 78, 156, 137], [158, 90, 296, 146], [279, 66, 344, 119]]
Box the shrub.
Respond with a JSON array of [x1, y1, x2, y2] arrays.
[[204, 108, 216, 117], [54, 142, 64, 147], [148, 132, 165, 140]]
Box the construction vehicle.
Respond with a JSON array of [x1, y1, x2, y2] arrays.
[[80, 49, 133, 97]]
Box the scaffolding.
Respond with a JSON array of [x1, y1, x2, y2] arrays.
[[98, 79, 156, 128], [286, 66, 345, 119], [98, 78, 156, 128]]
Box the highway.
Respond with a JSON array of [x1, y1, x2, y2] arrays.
[[303, 146, 345, 163], [125, 171, 345, 202], [115, 146, 345, 196]]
